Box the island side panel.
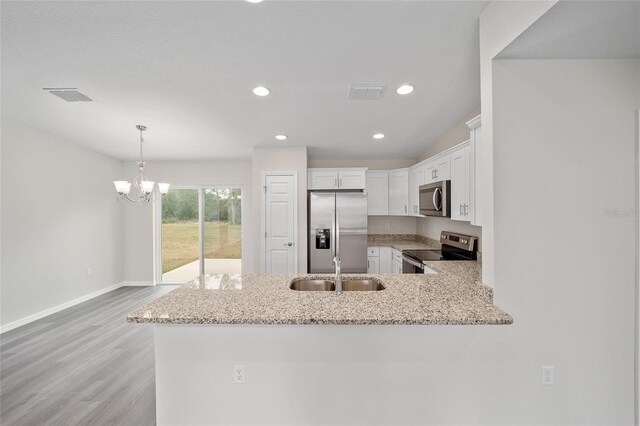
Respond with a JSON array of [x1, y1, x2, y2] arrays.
[[156, 324, 526, 426]]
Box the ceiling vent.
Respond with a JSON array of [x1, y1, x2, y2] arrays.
[[43, 88, 93, 102], [348, 84, 385, 100]]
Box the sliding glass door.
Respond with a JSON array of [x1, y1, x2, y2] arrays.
[[158, 187, 242, 283]]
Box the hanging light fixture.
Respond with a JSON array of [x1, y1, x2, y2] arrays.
[[113, 125, 170, 202]]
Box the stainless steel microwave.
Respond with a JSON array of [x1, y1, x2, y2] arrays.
[[419, 180, 451, 217]]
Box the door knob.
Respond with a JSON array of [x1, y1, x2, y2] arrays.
[[285, 242, 294, 247]]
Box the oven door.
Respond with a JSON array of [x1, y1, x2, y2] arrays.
[[402, 254, 425, 274]]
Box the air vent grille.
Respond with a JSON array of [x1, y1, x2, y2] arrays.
[[44, 88, 93, 102], [348, 84, 385, 100]]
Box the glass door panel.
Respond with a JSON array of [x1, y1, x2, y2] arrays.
[[160, 188, 200, 282], [203, 188, 242, 275]]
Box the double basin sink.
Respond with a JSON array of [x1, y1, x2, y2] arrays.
[[290, 277, 385, 292]]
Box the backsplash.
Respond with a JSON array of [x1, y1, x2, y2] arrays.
[[367, 216, 416, 234], [416, 216, 482, 252]]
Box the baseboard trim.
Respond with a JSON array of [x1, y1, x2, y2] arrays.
[[0, 282, 125, 334], [119, 281, 154, 287]]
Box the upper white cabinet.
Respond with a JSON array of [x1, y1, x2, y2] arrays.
[[408, 165, 425, 217], [425, 155, 451, 183], [466, 115, 481, 226], [388, 169, 409, 216], [450, 143, 471, 222], [366, 171, 389, 215], [308, 168, 367, 190]]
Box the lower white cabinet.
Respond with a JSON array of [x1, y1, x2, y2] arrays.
[[367, 256, 380, 274], [367, 246, 394, 274], [392, 249, 403, 274]]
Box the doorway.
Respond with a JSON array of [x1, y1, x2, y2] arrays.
[[158, 186, 242, 283]]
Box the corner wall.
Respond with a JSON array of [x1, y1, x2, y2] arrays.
[[1, 119, 124, 329], [492, 58, 639, 424], [252, 146, 308, 273]]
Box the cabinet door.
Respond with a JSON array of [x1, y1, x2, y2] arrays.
[[388, 169, 409, 216], [379, 247, 392, 273], [309, 170, 338, 189], [338, 171, 366, 189], [365, 171, 389, 215], [367, 256, 380, 274], [409, 166, 425, 216], [433, 155, 450, 182], [451, 145, 471, 221]]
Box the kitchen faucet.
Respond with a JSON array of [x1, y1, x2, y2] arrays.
[[333, 256, 342, 294]]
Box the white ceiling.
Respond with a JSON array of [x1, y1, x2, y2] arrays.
[[498, 1, 640, 59], [1, 1, 487, 161]]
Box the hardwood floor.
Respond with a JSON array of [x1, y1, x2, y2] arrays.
[[0, 285, 178, 426]]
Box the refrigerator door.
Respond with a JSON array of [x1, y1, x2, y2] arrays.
[[308, 192, 336, 273], [336, 192, 368, 273]]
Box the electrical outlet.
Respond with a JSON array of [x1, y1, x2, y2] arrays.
[[86, 267, 92, 276], [233, 364, 245, 384], [541, 366, 554, 385], [385, 222, 390, 230]]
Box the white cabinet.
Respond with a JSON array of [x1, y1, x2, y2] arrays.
[[388, 169, 409, 216], [466, 114, 481, 226], [338, 170, 366, 189], [367, 256, 380, 274], [425, 155, 451, 183], [450, 143, 472, 221], [379, 247, 392, 273], [365, 171, 389, 215], [409, 165, 425, 216], [308, 170, 338, 189], [368, 246, 393, 273], [308, 168, 366, 190], [392, 249, 403, 274]]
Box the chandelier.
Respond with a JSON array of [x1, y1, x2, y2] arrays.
[[113, 125, 170, 202]]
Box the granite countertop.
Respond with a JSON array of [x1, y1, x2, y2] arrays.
[[367, 234, 440, 251], [127, 262, 512, 326]]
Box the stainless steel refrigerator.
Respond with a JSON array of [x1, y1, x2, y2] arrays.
[[308, 191, 368, 273]]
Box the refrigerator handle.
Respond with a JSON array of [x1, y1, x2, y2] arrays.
[[331, 209, 336, 258], [335, 209, 340, 259]]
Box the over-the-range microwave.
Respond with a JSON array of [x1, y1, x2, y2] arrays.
[[419, 180, 451, 217]]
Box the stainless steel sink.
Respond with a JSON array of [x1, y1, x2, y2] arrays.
[[289, 278, 385, 292], [289, 279, 335, 291], [341, 279, 385, 291]]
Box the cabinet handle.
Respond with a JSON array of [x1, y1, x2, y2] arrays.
[[464, 204, 468, 215], [334, 177, 337, 187], [367, 260, 370, 268], [460, 204, 463, 216], [405, 205, 407, 213], [435, 169, 438, 178]]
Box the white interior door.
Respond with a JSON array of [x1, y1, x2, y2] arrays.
[[264, 174, 296, 273]]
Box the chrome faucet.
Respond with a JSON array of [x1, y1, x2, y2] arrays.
[[333, 256, 342, 294]]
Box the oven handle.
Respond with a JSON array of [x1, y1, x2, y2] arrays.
[[402, 255, 425, 270]]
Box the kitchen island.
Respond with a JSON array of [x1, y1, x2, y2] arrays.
[[129, 265, 512, 425]]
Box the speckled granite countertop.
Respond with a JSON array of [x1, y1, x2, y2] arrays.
[[367, 234, 440, 251], [127, 261, 512, 326]]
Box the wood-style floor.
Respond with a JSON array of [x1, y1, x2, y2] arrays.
[[1, 285, 177, 426]]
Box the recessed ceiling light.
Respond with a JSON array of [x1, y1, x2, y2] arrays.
[[253, 86, 270, 97], [396, 84, 414, 95], [275, 134, 287, 141], [246, 0, 263, 3], [373, 133, 385, 140]]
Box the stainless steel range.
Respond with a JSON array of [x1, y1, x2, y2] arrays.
[[402, 231, 478, 274]]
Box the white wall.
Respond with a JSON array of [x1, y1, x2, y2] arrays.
[[493, 58, 639, 424], [1, 119, 124, 328], [252, 146, 307, 273], [479, 0, 557, 286], [121, 160, 253, 282]]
